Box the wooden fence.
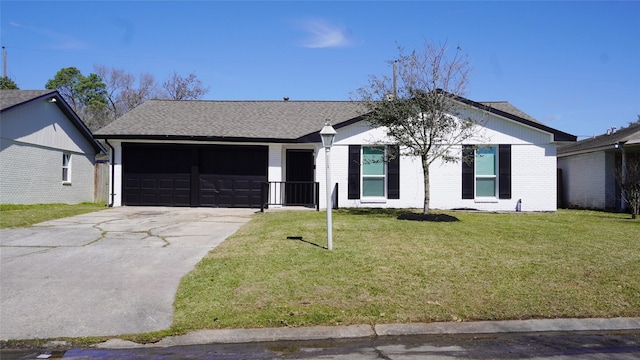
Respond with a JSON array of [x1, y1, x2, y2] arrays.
[[94, 160, 109, 204]]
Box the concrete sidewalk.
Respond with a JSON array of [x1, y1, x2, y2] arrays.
[[0, 207, 255, 340], [95, 317, 640, 349]]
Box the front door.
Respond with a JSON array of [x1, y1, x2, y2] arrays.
[[285, 149, 315, 206]]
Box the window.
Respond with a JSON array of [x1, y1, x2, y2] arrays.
[[62, 153, 71, 183], [348, 145, 400, 200], [475, 146, 497, 197], [362, 146, 386, 197], [462, 145, 511, 200]]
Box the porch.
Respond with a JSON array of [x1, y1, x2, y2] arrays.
[[261, 181, 338, 212]]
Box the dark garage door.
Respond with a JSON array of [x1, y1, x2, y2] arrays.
[[123, 144, 267, 207]]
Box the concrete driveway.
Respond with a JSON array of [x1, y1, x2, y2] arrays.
[[0, 207, 255, 340]]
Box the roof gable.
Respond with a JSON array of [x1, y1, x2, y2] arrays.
[[1, 90, 106, 154]]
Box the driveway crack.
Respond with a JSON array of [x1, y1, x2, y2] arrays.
[[143, 230, 170, 247]]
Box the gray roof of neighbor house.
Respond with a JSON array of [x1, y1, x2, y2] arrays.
[[557, 123, 640, 156], [0, 90, 106, 153], [94, 95, 576, 143], [0, 90, 56, 110]]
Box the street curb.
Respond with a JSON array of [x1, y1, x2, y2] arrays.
[[153, 324, 374, 348], [94, 318, 640, 349], [375, 317, 640, 336]]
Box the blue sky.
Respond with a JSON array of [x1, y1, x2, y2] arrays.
[[1, 1, 638, 139]]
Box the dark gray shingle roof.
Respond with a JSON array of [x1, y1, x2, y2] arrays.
[[558, 124, 640, 155], [478, 101, 541, 124], [94, 95, 576, 143], [454, 95, 575, 142], [94, 100, 368, 141], [1, 90, 56, 110]]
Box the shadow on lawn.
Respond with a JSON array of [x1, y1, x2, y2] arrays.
[[286, 236, 327, 250], [338, 208, 459, 222], [338, 208, 412, 216]]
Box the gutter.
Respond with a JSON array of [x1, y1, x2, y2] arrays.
[[557, 143, 622, 158], [104, 139, 115, 207]]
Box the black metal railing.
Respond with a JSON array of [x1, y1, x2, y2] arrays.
[[261, 181, 320, 211], [261, 182, 340, 212]]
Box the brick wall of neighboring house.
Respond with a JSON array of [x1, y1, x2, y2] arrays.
[[0, 140, 96, 204], [557, 151, 607, 209]]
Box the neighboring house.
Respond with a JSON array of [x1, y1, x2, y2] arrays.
[[93, 95, 576, 211], [0, 90, 106, 204], [557, 124, 640, 210]]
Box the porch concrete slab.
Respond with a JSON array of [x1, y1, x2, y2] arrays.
[[0, 207, 254, 340]]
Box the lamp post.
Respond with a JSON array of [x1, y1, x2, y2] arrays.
[[320, 121, 336, 250]]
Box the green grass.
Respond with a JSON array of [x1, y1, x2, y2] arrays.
[[173, 209, 640, 332], [0, 203, 106, 229]]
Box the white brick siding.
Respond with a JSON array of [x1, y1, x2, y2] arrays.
[[429, 144, 557, 211], [557, 151, 608, 209], [0, 140, 96, 204], [320, 108, 560, 211]]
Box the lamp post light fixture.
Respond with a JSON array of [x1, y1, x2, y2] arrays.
[[320, 120, 336, 250]]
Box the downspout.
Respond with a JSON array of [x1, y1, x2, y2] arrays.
[[105, 139, 115, 207]]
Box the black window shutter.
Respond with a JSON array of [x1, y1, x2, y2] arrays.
[[387, 145, 400, 199], [498, 144, 512, 199], [348, 145, 361, 199], [462, 145, 474, 199]]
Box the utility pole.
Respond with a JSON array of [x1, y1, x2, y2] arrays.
[[2, 46, 6, 78], [393, 60, 397, 98]]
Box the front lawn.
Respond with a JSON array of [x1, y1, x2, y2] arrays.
[[172, 209, 640, 332], [0, 203, 106, 229]]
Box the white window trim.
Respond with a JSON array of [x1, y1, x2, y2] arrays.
[[62, 152, 72, 185], [361, 146, 387, 200], [474, 146, 497, 201]]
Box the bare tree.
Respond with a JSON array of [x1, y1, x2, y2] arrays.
[[94, 65, 131, 120], [161, 71, 210, 100], [94, 65, 158, 121], [121, 72, 156, 111], [615, 155, 640, 219], [355, 41, 478, 214]]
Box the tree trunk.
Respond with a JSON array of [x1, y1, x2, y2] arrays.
[[422, 155, 430, 215]]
